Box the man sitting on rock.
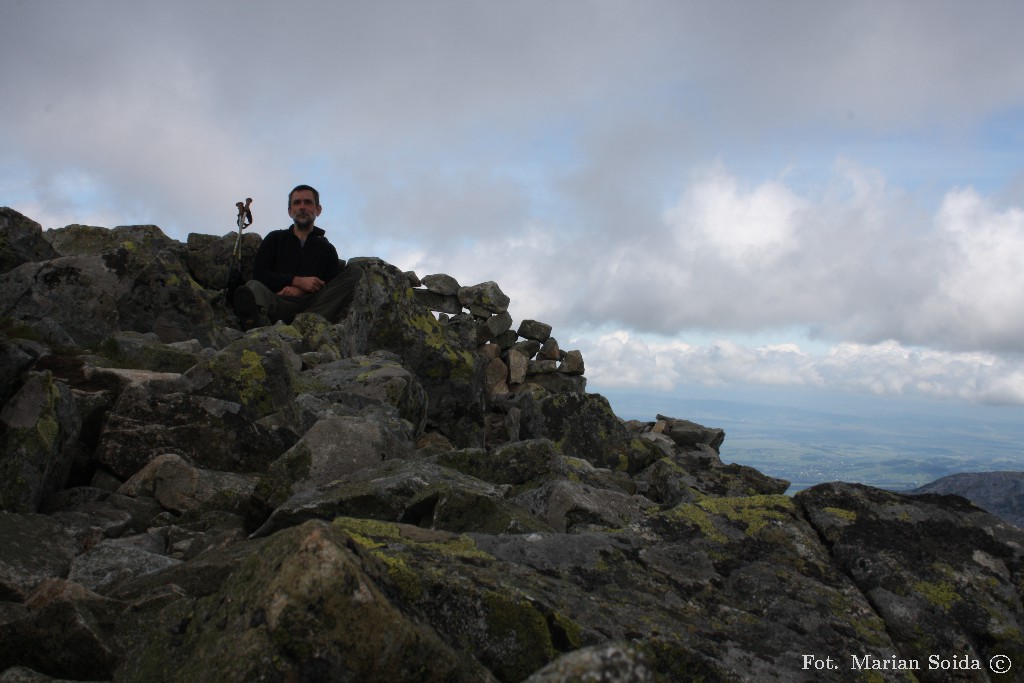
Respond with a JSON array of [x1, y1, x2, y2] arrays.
[[233, 184, 363, 330]]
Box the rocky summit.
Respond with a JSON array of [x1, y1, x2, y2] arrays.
[[1, 205, 1023, 682]]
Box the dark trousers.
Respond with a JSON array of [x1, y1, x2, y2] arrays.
[[244, 264, 363, 324]]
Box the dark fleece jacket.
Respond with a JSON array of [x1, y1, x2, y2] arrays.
[[252, 226, 341, 293]]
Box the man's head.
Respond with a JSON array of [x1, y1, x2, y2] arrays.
[[288, 184, 322, 232]]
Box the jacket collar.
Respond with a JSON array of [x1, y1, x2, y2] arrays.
[[289, 226, 327, 239]]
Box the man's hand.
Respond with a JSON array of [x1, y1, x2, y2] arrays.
[[276, 285, 305, 297], [292, 276, 325, 293]]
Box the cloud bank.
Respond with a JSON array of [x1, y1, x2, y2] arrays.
[[4, 1, 1024, 405]]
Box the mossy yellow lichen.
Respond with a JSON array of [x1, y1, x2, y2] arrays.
[[912, 578, 959, 611], [550, 611, 582, 650], [237, 349, 269, 411], [422, 534, 495, 562], [662, 495, 794, 543], [664, 503, 726, 543], [483, 591, 556, 679], [332, 517, 403, 547], [823, 506, 857, 523], [698, 495, 795, 537], [376, 554, 424, 601]]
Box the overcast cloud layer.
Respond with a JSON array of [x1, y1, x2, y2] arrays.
[[4, 1, 1024, 406]]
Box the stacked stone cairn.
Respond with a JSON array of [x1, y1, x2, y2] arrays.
[[408, 272, 585, 398]]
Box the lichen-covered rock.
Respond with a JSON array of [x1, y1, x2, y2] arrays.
[[254, 458, 552, 538], [255, 413, 414, 511], [115, 250, 231, 346], [516, 391, 660, 475], [0, 513, 78, 602], [511, 479, 654, 533], [4, 208, 1024, 682], [94, 383, 296, 480], [458, 281, 510, 314], [45, 224, 180, 259], [522, 643, 655, 683], [0, 255, 125, 347], [434, 439, 635, 499], [114, 520, 495, 682], [184, 327, 303, 419], [184, 231, 261, 290], [88, 331, 203, 374], [333, 262, 485, 447], [1, 224, 231, 348], [68, 534, 180, 594], [0, 578, 123, 680], [118, 454, 259, 516], [0, 208, 57, 275], [0, 372, 80, 513], [303, 351, 427, 435], [797, 482, 1024, 675]]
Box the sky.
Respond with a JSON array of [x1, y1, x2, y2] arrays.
[[4, 0, 1024, 414]]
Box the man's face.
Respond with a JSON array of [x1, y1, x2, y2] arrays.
[[288, 189, 322, 230]]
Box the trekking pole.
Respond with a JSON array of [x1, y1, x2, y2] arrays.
[[228, 197, 253, 303], [233, 197, 253, 259]]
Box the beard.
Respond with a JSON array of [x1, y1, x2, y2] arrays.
[[292, 212, 316, 230]]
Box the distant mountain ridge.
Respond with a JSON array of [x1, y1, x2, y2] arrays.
[[911, 471, 1024, 527]]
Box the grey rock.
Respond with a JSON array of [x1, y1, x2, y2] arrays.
[[114, 520, 496, 683], [511, 479, 654, 533], [304, 351, 427, 435], [0, 513, 77, 602], [0, 579, 122, 680], [254, 458, 551, 538], [118, 454, 259, 516], [0, 208, 57, 274], [458, 281, 510, 314], [413, 288, 463, 314], [656, 414, 726, 453], [68, 535, 180, 594], [537, 337, 560, 361], [256, 413, 414, 510], [523, 643, 654, 683], [421, 273, 461, 295], [798, 482, 1024, 675], [507, 348, 528, 385], [0, 372, 80, 513], [517, 319, 552, 342], [558, 349, 585, 375], [184, 230, 261, 290]]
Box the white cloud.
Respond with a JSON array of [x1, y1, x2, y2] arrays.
[[580, 332, 1024, 406], [5, 1, 1024, 410]]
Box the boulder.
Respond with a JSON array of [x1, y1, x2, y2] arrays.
[[333, 262, 485, 447], [254, 458, 552, 538], [118, 454, 260, 516], [0, 579, 122, 680], [797, 482, 1024, 673], [184, 231, 261, 290], [255, 413, 415, 510], [0, 513, 78, 601], [114, 520, 496, 682], [458, 281, 510, 314], [303, 351, 427, 435], [0, 372, 80, 513], [0, 208, 57, 274]]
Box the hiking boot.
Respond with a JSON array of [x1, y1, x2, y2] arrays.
[[232, 286, 269, 330]]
